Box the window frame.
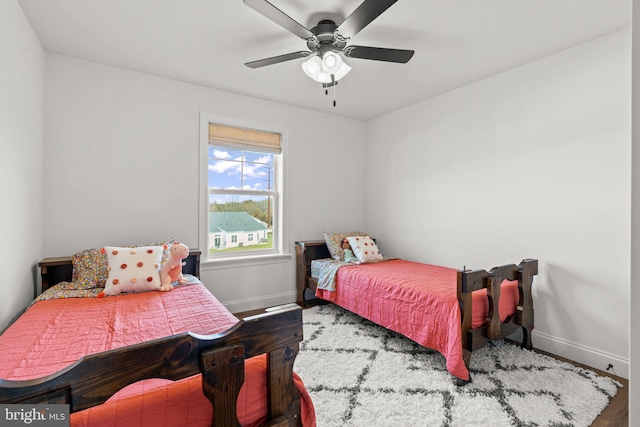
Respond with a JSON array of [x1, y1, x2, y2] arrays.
[[199, 113, 288, 266]]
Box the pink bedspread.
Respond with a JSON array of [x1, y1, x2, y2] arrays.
[[0, 284, 315, 427], [315, 259, 518, 380]]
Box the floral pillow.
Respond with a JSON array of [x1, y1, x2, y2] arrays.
[[71, 247, 109, 290], [71, 238, 176, 289], [103, 246, 163, 296], [323, 231, 368, 261], [347, 235, 383, 264]]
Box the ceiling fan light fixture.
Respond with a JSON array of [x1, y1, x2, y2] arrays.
[[302, 54, 350, 84], [321, 51, 342, 74], [301, 56, 322, 79], [333, 61, 351, 81]]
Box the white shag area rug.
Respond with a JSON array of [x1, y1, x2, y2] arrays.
[[294, 304, 621, 427]]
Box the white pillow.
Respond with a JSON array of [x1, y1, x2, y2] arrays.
[[103, 245, 163, 295], [346, 236, 383, 264]]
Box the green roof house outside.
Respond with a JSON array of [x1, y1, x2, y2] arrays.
[[209, 212, 269, 250]]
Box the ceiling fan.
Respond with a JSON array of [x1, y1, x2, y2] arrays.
[[243, 0, 414, 100]]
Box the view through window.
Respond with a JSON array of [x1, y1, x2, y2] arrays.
[[206, 123, 280, 257]]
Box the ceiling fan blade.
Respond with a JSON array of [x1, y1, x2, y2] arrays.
[[243, 0, 314, 40], [343, 45, 414, 63], [337, 0, 399, 39], [245, 51, 311, 69]]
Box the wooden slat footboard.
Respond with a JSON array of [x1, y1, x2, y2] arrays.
[[457, 259, 538, 380], [0, 306, 304, 427]]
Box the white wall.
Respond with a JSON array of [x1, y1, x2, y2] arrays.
[[0, 0, 45, 332], [630, 0, 639, 420], [365, 29, 631, 377], [44, 54, 366, 313]]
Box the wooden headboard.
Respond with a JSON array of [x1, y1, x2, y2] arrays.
[[38, 250, 201, 294]]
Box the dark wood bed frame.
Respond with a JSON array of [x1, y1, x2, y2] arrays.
[[0, 251, 304, 427], [295, 240, 538, 384]]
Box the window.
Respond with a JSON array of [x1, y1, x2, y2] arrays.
[[200, 115, 282, 260]]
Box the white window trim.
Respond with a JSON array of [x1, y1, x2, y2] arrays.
[[200, 253, 292, 272], [199, 112, 287, 267]]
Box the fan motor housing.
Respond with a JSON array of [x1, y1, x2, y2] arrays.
[[307, 20, 347, 52]]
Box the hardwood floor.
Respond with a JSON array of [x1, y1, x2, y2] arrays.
[[234, 304, 629, 426], [531, 348, 628, 427]]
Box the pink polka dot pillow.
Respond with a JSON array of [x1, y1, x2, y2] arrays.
[[346, 236, 383, 264], [103, 246, 163, 296]]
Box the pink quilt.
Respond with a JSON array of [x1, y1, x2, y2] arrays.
[[0, 284, 315, 427], [315, 259, 519, 380]]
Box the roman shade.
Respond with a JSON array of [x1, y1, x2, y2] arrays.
[[209, 123, 281, 154]]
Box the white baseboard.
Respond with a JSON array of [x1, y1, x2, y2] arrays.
[[530, 330, 629, 379], [222, 290, 299, 315]]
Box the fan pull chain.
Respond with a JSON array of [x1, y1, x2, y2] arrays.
[[333, 81, 336, 107], [322, 77, 337, 107]]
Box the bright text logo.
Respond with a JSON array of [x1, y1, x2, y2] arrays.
[[1, 405, 69, 426]]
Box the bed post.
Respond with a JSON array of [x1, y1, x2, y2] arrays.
[[201, 345, 245, 427], [457, 268, 473, 351], [266, 343, 302, 426], [295, 242, 309, 306], [516, 259, 538, 349], [295, 241, 330, 307]]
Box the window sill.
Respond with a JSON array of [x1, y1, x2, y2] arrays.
[[201, 253, 292, 270]]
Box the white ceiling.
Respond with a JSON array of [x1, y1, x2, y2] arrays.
[[17, 0, 631, 121]]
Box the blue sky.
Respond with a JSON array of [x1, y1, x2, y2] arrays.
[[208, 146, 274, 205]]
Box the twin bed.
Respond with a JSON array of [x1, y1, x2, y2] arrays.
[[296, 236, 538, 383], [0, 245, 315, 427]]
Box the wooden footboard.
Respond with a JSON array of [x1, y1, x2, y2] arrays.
[[0, 306, 304, 427], [457, 259, 538, 381]]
